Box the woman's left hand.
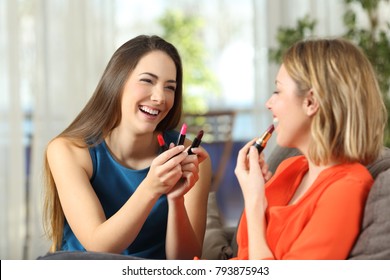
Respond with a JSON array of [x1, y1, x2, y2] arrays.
[[167, 146, 208, 200]]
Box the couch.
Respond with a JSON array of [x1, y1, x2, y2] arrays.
[[201, 145, 390, 260]]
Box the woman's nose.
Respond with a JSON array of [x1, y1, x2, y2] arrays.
[[151, 86, 165, 104], [265, 96, 273, 110]]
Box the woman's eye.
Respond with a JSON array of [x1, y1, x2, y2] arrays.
[[166, 86, 176, 92], [273, 90, 280, 95], [140, 78, 152, 83]]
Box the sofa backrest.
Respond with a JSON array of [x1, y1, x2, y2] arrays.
[[348, 148, 390, 259]]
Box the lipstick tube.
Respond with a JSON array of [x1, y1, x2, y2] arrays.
[[157, 133, 168, 152], [176, 123, 187, 146], [188, 130, 204, 155], [252, 124, 274, 154]]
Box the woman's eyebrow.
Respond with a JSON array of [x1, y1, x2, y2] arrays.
[[140, 72, 157, 78], [275, 80, 285, 87], [140, 72, 176, 83]]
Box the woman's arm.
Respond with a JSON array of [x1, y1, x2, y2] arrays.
[[234, 141, 273, 260], [165, 144, 212, 259], [47, 137, 187, 254]]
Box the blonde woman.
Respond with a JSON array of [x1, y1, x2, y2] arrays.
[[233, 38, 387, 260]]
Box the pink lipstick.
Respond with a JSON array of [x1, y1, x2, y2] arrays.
[[252, 124, 274, 154], [176, 123, 187, 146]]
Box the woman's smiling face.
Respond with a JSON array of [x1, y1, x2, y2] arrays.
[[120, 50, 177, 134]]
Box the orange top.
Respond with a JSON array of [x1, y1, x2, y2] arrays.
[[233, 156, 373, 260]]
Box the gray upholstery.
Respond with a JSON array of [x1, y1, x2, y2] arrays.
[[201, 192, 233, 260], [37, 251, 144, 260], [349, 168, 390, 259]]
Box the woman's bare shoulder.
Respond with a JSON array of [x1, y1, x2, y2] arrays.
[[47, 137, 87, 154], [47, 137, 92, 176]]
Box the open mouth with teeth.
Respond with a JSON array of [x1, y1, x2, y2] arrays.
[[139, 105, 160, 116], [272, 117, 279, 131]]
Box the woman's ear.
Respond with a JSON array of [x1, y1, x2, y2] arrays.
[[303, 89, 319, 117]]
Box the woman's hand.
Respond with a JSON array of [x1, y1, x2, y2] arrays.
[[164, 145, 211, 259], [145, 145, 187, 198], [188, 147, 208, 164], [234, 139, 272, 207], [167, 146, 208, 200]]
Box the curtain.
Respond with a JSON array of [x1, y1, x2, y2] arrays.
[[0, 0, 26, 260], [27, 0, 115, 259], [0, 0, 115, 259]]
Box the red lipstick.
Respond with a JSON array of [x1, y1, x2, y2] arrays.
[[188, 130, 204, 155], [157, 133, 168, 152], [252, 124, 274, 154]]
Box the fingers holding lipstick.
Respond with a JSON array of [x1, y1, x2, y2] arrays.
[[178, 152, 200, 188], [166, 144, 205, 200], [166, 161, 199, 200], [235, 138, 275, 203], [186, 146, 208, 164], [258, 152, 273, 182], [151, 133, 208, 199], [235, 146, 265, 204], [236, 139, 272, 181], [166, 171, 197, 200], [156, 145, 186, 164], [181, 157, 199, 185], [146, 145, 188, 196], [236, 138, 257, 170]]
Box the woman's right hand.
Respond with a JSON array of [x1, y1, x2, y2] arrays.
[[144, 145, 187, 198], [234, 139, 272, 207]]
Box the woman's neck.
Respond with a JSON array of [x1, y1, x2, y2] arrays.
[[105, 128, 159, 169], [288, 157, 341, 205]]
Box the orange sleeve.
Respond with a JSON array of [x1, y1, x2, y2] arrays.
[[234, 212, 249, 260]]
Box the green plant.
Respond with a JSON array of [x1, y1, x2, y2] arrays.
[[269, 0, 390, 146], [343, 0, 390, 145], [269, 15, 316, 63], [158, 10, 220, 114]]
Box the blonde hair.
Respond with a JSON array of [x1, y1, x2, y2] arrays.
[[43, 35, 183, 252], [283, 38, 387, 165]]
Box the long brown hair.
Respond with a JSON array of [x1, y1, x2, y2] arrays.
[[43, 35, 183, 251]]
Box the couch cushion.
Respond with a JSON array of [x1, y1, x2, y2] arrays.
[[366, 147, 390, 179], [201, 192, 233, 259], [348, 168, 390, 259], [267, 146, 301, 174], [37, 251, 143, 260]]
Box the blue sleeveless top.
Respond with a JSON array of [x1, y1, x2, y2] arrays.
[[61, 130, 179, 259]]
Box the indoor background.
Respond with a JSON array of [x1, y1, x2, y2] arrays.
[[1, 0, 389, 259]]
